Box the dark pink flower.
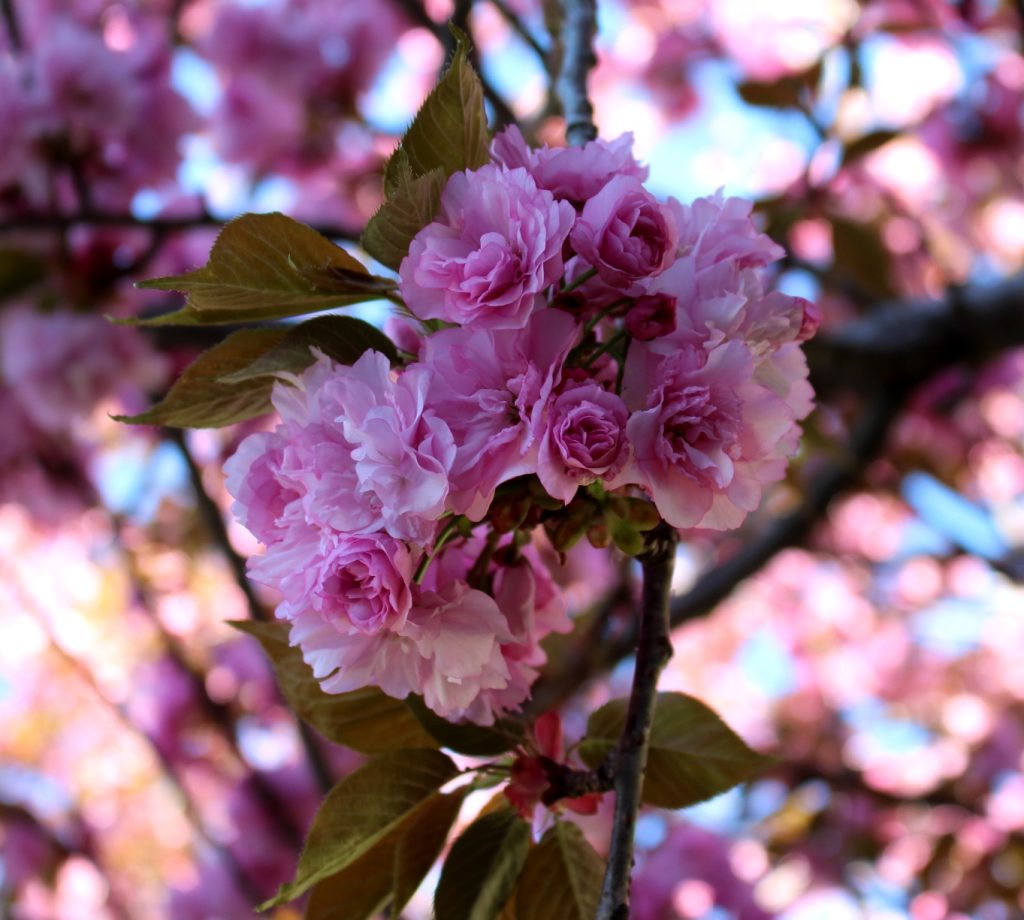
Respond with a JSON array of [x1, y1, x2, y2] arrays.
[[400, 164, 575, 329], [626, 293, 678, 341], [419, 309, 580, 517], [570, 175, 678, 288], [537, 383, 631, 502]]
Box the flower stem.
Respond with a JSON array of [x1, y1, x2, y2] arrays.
[[580, 330, 626, 367], [563, 265, 598, 293], [413, 517, 461, 584]]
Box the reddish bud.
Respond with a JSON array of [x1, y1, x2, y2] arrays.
[[625, 292, 677, 341]]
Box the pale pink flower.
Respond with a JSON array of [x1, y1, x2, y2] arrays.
[[400, 164, 575, 329], [570, 175, 678, 288], [228, 350, 455, 545], [251, 528, 414, 637], [401, 583, 513, 724], [622, 340, 804, 530], [537, 383, 631, 503], [223, 433, 298, 547], [284, 573, 514, 725], [419, 308, 580, 518], [670, 192, 784, 274], [492, 125, 648, 205]]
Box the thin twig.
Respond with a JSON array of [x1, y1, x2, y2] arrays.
[[557, 0, 599, 145], [597, 523, 677, 920], [169, 429, 269, 622], [488, 0, 549, 66]]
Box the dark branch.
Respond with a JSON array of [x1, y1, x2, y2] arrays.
[[1, 0, 22, 50], [0, 210, 361, 244], [805, 274, 1024, 396], [557, 0, 599, 145], [169, 429, 269, 622], [488, 0, 549, 67], [597, 522, 677, 920]]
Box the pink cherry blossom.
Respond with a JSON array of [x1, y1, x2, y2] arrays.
[[252, 528, 414, 637], [621, 339, 807, 530], [537, 383, 631, 503], [419, 308, 580, 517], [570, 175, 678, 288], [491, 125, 649, 205], [400, 164, 575, 329], [227, 350, 455, 545]]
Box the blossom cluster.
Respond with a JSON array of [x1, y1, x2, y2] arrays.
[[226, 129, 815, 725], [0, 13, 194, 210]]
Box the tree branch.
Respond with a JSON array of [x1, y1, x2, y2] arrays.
[[389, 0, 517, 127], [1, 0, 22, 50], [596, 522, 677, 920], [557, 0, 599, 145], [169, 429, 269, 622], [488, 0, 549, 67], [805, 274, 1024, 396], [0, 210, 360, 244]]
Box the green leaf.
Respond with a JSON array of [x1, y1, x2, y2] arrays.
[[137, 212, 395, 325], [383, 28, 490, 194], [361, 167, 446, 272], [305, 789, 466, 920], [406, 696, 522, 757], [840, 129, 899, 168], [391, 788, 467, 918], [515, 822, 604, 920], [435, 808, 531, 920], [230, 620, 437, 754], [115, 328, 288, 427], [263, 748, 460, 907], [218, 315, 397, 384], [578, 692, 773, 809], [0, 249, 45, 298]]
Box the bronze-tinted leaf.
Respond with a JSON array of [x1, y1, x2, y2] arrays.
[[137, 212, 394, 324], [382, 29, 490, 193], [579, 692, 773, 809], [406, 695, 522, 757], [230, 620, 437, 754], [218, 315, 397, 384], [515, 822, 604, 920], [362, 167, 446, 272], [434, 808, 531, 920], [115, 328, 287, 427], [263, 749, 459, 907]]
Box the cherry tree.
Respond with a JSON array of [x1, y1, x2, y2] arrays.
[[2, 1, 1024, 919]]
